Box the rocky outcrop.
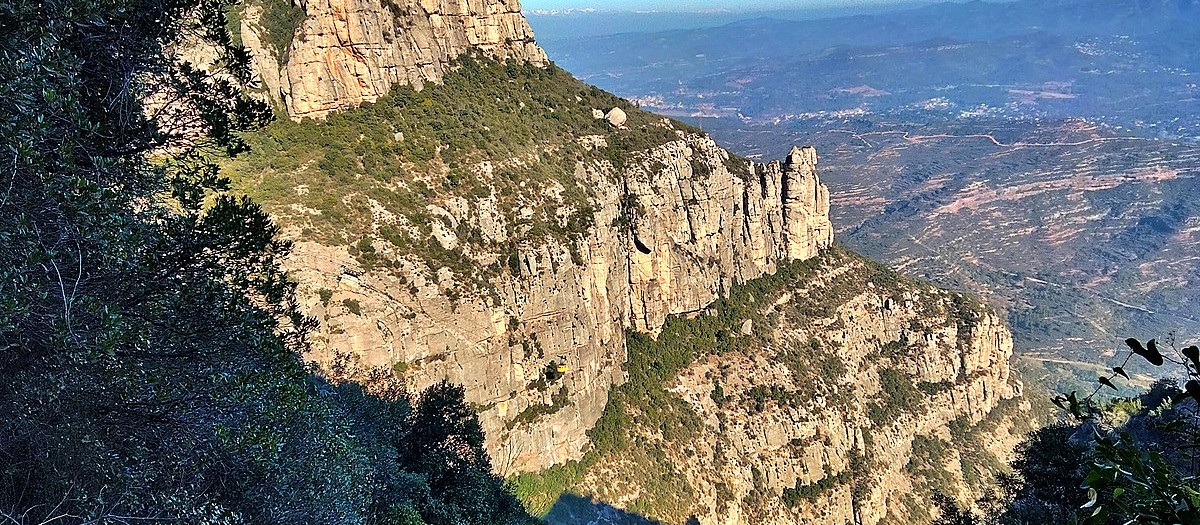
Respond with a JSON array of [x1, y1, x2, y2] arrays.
[[560, 250, 1025, 525], [226, 6, 1022, 517], [237, 0, 547, 119], [781, 146, 832, 260], [605, 107, 628, 128], [288, 131, 835, 474]]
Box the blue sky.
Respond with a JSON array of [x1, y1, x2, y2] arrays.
[[522, 0, 915, 11]]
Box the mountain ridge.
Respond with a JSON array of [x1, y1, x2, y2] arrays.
[[220, 1, 1032, 523]]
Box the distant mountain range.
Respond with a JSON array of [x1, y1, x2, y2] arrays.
[[525, 2, 937, 41], [538, 0, 1200, 135]]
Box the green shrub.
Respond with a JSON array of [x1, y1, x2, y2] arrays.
[[509, 458, 595, 517], [782, 471, 850, 507], [258, 0, 306, 61], [868, 368, 926, 426], [507, 385, 571, 430]]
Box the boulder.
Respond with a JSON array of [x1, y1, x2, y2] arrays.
[[605, 107, 628, 128]]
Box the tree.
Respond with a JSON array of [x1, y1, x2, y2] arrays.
[[1, 0, 295, 520], [0, 1, 537, 523], [401, 381, 534, 525], [1051, 336, 1200, 525], [931, 492, 981, 525], [991, 425, 1091, 525]]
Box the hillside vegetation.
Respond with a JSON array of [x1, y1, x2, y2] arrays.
[[223, 56, 705, 295], [0, 1, 536, 523]]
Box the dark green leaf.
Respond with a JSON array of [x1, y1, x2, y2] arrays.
[[1184, 345, 1200, 373], [1186, 380, 1200, 402], [1127, 337, 1164, 366]]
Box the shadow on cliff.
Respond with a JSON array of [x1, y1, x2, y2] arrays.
[[542, 493, 701, 525]]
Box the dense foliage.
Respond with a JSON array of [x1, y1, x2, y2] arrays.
[[0, 0, 535, 523], [1065, 338, 1200, 524]]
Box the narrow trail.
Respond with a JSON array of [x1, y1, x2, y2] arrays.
[[819, 129, 875, 147], [815, 129, 1156, 149], [898, 131, 1153, 148]]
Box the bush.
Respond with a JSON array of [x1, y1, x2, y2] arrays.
[[868, 368, 926, 426], [257, 0, 306, 61]]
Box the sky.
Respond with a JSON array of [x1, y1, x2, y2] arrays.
[[521, 0, 917, 11]]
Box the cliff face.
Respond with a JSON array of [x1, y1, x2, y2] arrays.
[[222, 1, 1028, 518], [287, 136, 834, 473], [236, 0, 546, 119], [547, 248, 1026, 525]]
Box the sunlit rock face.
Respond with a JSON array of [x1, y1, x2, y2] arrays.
[[285, 131, 836, 473], [238, 0, 547, 119], [230, 7, 1023, 516]]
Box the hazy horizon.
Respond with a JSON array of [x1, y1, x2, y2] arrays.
[[522, 0, 941, 12]]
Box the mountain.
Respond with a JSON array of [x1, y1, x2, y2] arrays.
[[220, 0, 1030, 523], [532, 0, 1200, 369], [232, 0, 546, 119], [524, 4, 934, 42], [518, 245, 1026, 525]]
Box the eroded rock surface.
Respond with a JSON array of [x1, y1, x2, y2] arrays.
[[288, 135, 835, 474], [563, 250, 1026, 525], [239, 0, 547, 119]]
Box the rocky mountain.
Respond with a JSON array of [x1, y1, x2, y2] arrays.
[[240, 112, 836, 473], [233, 0, 546, 119], [530, 0, 1200, 378], [218, 0, 1029, 522], [529, 247, 1026, 525]]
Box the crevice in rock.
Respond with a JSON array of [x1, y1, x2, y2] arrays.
[[633, 235, 652, 255]]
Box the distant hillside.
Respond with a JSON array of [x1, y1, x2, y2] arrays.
[[535, 0, 1200, 366], [540, 0, 1200, 135], [524, 3, 931, 42]]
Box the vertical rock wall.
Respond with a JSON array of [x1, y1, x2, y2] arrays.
[[239, 0, 546, 119], [288, 133, 836, 473], [782, 146, 833, 261]]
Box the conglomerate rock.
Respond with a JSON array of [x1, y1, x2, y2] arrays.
[[238, 0, 547, 119], [289, 133, 837, 473]]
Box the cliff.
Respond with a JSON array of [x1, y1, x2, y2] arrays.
[[528, 248, 1026, 525], [233, 0, 546, 119], [279, 133, 834, 473], [218, 1, 1029, 521]]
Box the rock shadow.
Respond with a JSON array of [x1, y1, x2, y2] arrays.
[[543, 493, 666, 525]]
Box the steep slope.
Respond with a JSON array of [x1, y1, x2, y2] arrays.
[[220, 1, 1031, 522], [224, 57, 834, 473], [520, 247, 1027, 525], [231, 0, 546, 118]]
